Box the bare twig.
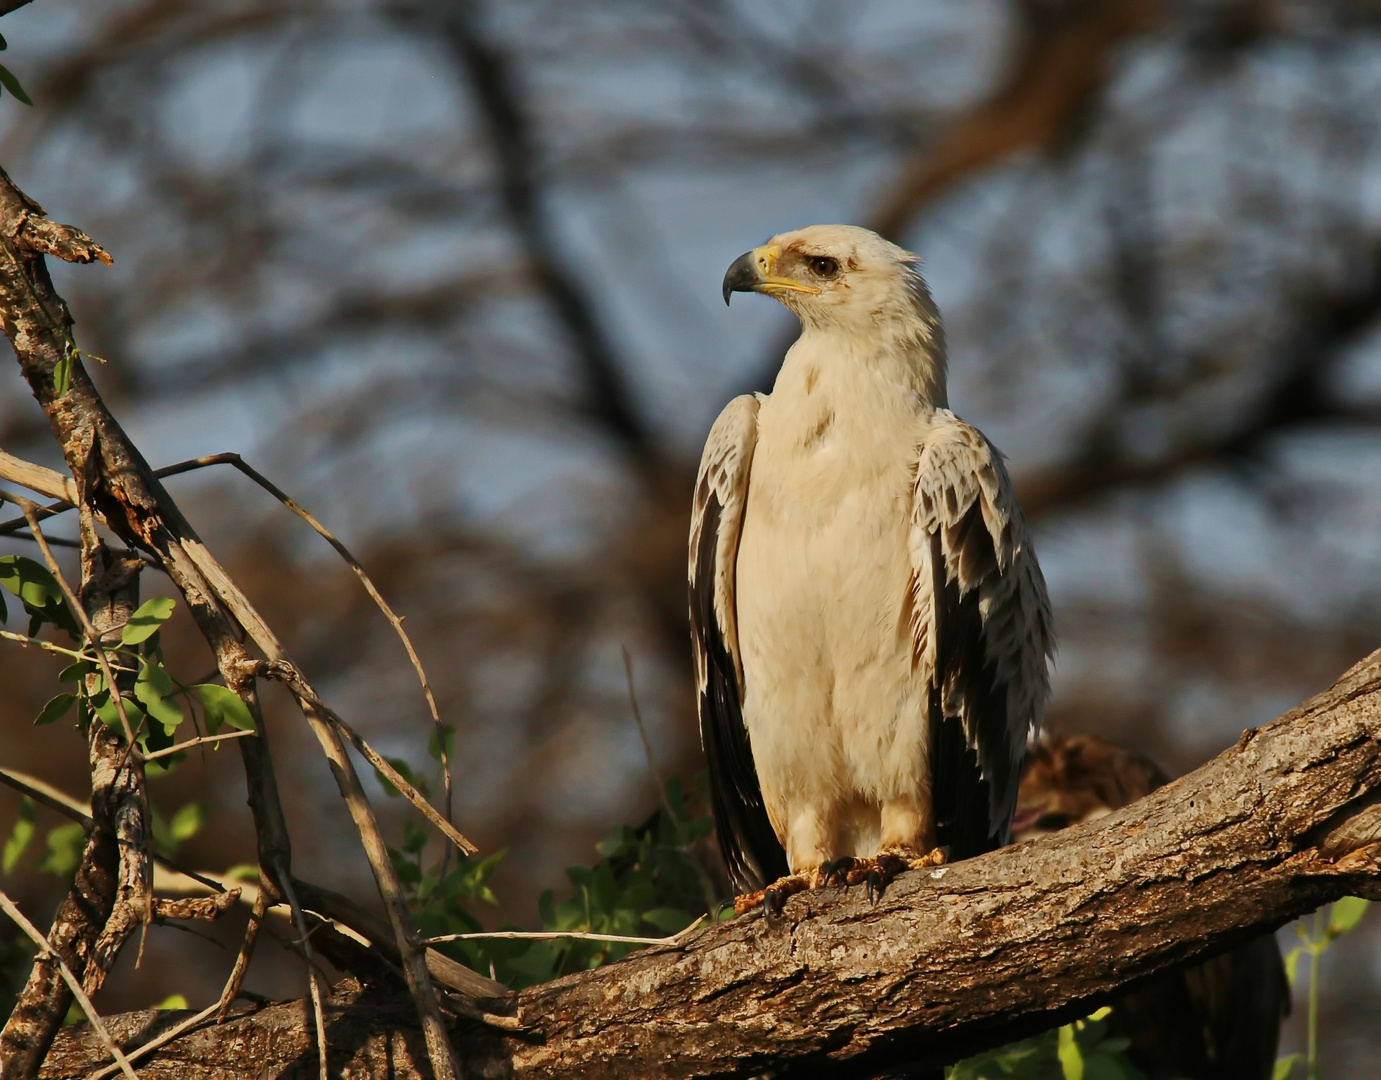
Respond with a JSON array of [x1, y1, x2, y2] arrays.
[[278, 872, 330, 1080], [425, 918, 707, 949], [0, 448, 76, 502], [151, 891, 241, 921], [0, 161, 462, 1080], [141, 728, 256, 761], [156, 451, 456, 852], [215, 876, 270, 1022], [621, 647, 672, 821], [0, 767, 92, 823], [256, 657, 477, 854], [0, 889, 138, 1080]]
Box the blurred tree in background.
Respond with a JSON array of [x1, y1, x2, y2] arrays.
[[2, 0, 1381, 1074]]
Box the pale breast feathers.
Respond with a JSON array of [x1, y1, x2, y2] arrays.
[[907, 413, 1054, 854]]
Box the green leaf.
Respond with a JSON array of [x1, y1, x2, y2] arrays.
[[1057, 1023, 1084, 1080], [168, 802, 207, 843], [196, 684, 254, 734], [93, 691, 143, 733], [34, 692, 76, 726], [153, 994, 188, 1011], [1327, 896, 1369, 936], [1274, 1054, 1301, 1080], [3, 797, 36, 873], [0, 555, 78, 637], [57, 660, 91, 684], [121, 596, 176, 644], [135, 660, 184, 735], [36, 822, 86, 877], [0, 64, 33, 106]]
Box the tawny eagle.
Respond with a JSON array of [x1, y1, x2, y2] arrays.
[[689, 224, 1054, 912]]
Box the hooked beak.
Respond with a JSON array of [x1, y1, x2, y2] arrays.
[[721, 244, 822, 305]]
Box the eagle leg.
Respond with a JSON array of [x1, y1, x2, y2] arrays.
[[732, 870, 819, 917], [833, 846, 949, 904]]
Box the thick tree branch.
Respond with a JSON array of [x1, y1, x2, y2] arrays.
[[37, 648, 1381, 1079]]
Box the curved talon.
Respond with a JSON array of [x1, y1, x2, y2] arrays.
[[866, 868, 886, 904], [821, 856, 857, 888]]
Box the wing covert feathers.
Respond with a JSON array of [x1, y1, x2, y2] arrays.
[[911, 413, 1054, 858], [689, 395, 788, 893]]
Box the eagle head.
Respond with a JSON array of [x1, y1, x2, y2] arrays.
[[722, 224, 930, 331]]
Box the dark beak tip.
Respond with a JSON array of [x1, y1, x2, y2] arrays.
[[721, 250, 758, 308]]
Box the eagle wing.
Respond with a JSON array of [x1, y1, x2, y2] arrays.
[[689, 394, 788, 894], [909, 412, 1054, 859]]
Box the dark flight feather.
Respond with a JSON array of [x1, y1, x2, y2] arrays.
[[690, 489, 788, 894], [928, 504, 1020, 859]]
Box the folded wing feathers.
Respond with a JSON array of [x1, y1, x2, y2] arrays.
[[689, 394, 787, 893], [910, 413, 1054, 818]]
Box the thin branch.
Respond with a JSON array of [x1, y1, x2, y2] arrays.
[[256, 658, 477, 855], [83, 1002, 227, 1080], [0, 629, 137, 670], [0, 889, 138, 1080], [2, 492, 140, 750], [0, 767, 92, 823], [140, 728, 255, 762], [279, 873, 330, 1080], [870, 0, 1164, 240], [621, 647, 671, 818], [156, 451, 455, 859], [425, 917, 707, 949], [0, 448, 76, 502]]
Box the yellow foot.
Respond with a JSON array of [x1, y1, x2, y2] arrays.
[[820, 846, 948, 903], [732, 869, 822, 917]]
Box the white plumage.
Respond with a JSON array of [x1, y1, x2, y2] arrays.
[[690, 225, 1053, 907]]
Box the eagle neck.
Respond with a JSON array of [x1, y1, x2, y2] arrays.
[[785, 312, 949, 412]]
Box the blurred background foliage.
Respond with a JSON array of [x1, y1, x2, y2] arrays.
[[2, 0, 1381, 1074]]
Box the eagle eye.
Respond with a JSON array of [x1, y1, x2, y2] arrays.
[[808, 255, 839, 279]]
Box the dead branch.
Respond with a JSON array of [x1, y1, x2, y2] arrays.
[[150, 892, 240, 922], [36, 649, 1381, 1079]]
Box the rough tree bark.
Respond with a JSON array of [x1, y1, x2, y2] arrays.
[[31, 647, 1381, 1079]]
